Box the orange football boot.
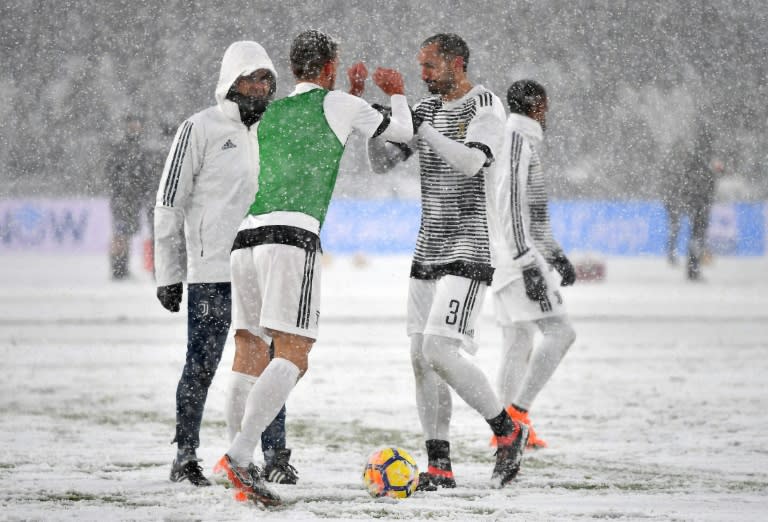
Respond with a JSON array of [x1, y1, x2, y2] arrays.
[[490, 405, 548, 449]]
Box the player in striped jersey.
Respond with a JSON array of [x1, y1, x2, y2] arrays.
[[368, 33, 529, 489], [485, 80, 577, 449]]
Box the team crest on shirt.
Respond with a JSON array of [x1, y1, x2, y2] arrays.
[[457, 121, 467, 140]]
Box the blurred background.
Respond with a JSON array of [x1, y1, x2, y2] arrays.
[[1, 0, 766, 261]]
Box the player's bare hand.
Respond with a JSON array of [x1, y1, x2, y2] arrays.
[[373, 68, 405, 96], [347, 62, 368, 97]]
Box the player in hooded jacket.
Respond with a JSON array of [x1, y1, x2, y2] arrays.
[[154, 41, 295, 487]]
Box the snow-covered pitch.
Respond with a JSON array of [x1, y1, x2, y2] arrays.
[[1, 253, 767, 521]]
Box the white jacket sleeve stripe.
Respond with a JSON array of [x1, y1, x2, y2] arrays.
[[528, 148, 562, 261], [162, 121, 193, 206], [509, 132, 528, 258]]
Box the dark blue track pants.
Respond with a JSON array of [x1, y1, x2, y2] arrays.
[[174, 282, 286, 455]]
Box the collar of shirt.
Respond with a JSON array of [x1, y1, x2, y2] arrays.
[[440, 84, 486, 109], [290, 82, 324, 96], [508, 113, 543, 146]]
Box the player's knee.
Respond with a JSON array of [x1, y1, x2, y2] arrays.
[[282, 355, 309, 378], [273, 335, 314, 378], [421, 334, 461, 369], [296, 361, 309, 379], [543, 319, 576, 352], [233, 330, 271, 376], [409, 334, 427, 371], [562, 323, 577, 348], [552, 319, 576, 348], [185, 362, 215, 389]]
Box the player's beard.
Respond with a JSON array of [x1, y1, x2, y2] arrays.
[[424, 74, 455, 96], [425, 80, 441, 94]]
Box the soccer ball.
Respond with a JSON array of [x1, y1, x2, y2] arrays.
[[362, 447, 419, 499]]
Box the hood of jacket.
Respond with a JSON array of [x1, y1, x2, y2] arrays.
[[507, 113, 543, 147], [214, 41, 277, 121]]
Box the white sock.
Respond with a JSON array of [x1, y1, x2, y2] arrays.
[[225, 371, 258, 442], [410, 334, 453, 441], [227, 358, 300, 465], [498, 323, 536, 405], [514, 316, 576, 410], [422, 334, 503, 420]]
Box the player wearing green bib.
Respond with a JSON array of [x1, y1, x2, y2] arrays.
[[248, 88, 344, 225], [214, 30, 413, 507]]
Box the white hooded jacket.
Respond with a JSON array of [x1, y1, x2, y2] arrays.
[[154, 41, 277, 286], [486, 113, 563, 290]]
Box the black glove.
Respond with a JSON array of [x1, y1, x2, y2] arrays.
[[157, 283, 183, 312], [551, 253, 576, 286], [382, 141, 412, 161], [522, 264, 548, 302]]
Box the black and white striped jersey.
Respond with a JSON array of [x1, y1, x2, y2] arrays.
[[410, 86, 506, 285], [486, 113, 563, 288], [526, 141, 560, 260]]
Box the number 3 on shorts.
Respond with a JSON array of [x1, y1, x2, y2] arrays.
[[445, 299, 460, 325]]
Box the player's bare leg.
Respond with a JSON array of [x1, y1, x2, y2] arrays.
[[225, 330, 297, 484], [226, 330, 271, 438], [218, 331, 312, 506], [233, 330, 271, 375], [270, 331, 313, 378]]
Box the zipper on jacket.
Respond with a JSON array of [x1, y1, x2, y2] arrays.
[[199, 214, 205, 257]]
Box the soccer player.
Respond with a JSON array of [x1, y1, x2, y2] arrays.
[[368, 33, 529, 489], [154, 41, 294, 487], [213, 29, 413, 506], [485, 80, 577, 449]]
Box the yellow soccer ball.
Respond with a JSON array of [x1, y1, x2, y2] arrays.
[[362, 447, 419, 499]]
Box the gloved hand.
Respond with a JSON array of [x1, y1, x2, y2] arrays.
[[157, 283, 183, 312], [347, 61, 368, 97], [522, 264, 548, 302], [390, 141, 414, 160], [551, 252, 576, 286]]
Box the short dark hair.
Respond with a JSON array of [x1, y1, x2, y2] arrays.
[[507, 80, 547, 115], [290, 29, 338, 80], [421, 33, 470, 71]]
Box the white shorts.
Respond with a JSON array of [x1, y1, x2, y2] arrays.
[[407, 275, 487, 354], [231, 243, 321, 340], [492, 267, 566, 325]]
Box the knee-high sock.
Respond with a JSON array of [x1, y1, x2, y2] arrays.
[[225, 371, 258, 442], [498, 323, 536, 405], [514, 316, 576, 410], [411, 334, 453, 441], [422, 334, 503, 420], [227, 358, 299, 466]]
